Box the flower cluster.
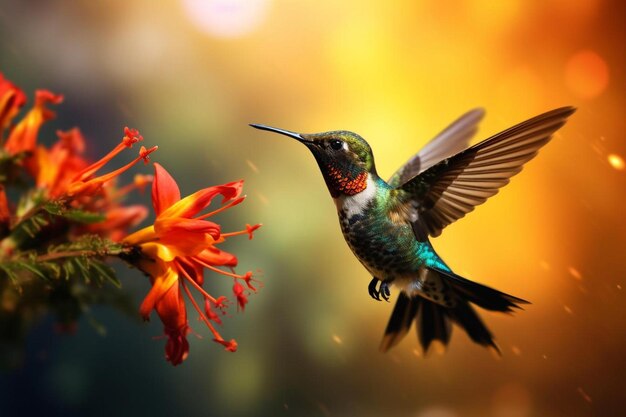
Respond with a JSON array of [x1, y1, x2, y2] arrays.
[[0, 73, 260, 367]]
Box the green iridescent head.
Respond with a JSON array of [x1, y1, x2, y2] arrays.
[[249, 125, 377, 175]]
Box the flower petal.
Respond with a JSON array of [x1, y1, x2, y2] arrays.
[[152, 163, 180, 215], [35, 129, 89, 197], [155, 283, 190, 366], [123, 225, 157, 247], [161, 180, 243, 219], [4, 90, 63, 156], [155, 217, 220, 238], [138, 261, 179, 319], [0, 73, 26, 131], [157, 230, 217, 260], [156, 283, 188, 334], [87, 205, 148, 241], [165, 329, 190, 366], [196, 247, 238, 267]]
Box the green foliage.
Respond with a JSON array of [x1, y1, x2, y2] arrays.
[[43, 201, 105, 224], [0, 151, 28, 184], [0, 235, 126, 288]]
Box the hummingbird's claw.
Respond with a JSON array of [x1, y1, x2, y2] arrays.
[[380, 281, 391, 302], [368, 277, 381, 301], [368, 277, 392, 301]]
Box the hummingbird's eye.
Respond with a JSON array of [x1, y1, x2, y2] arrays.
[[329, 139, 344, 150]]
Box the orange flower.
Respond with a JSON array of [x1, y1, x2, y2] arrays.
[[35, 128, 89, 198], [0, 73, 26, 133], [123, 163, 261, 365], [66, 127, 157, 198], [4, 89, 63, 158], [86, 205, 148, 242], [33, 127, 153, 240]]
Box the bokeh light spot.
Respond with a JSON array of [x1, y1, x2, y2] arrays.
[[577, 387, 593, 403], [608, 153, 625, 170], [568, 266, 583, 281], [565, 50, 609, 99], [181, 0, 270, 38], [492, 383, 532, 417], [416, 407, 458, 417], [246, 159, 260, 173]]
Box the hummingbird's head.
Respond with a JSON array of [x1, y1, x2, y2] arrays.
[[250, 124, 377, 198]]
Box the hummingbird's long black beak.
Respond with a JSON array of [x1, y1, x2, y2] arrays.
[[249, 124, 314, 144]]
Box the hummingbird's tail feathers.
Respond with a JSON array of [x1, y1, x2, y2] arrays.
[[379, 292, 501, 354], [417, 298, 452, 352], [379, 268, 527, 354], [379, 292, 420, 352], [448, 301, 501, 354], [380, 293, 454, 354], [438, 269, 530, 313]]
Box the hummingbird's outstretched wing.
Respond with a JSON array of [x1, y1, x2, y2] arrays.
[[398, 107, 576, 238], [387, 108, 485, 188]]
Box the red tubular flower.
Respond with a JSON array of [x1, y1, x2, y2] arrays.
[[30, 127, 152, 241], [0, 73, 26, 133], [4, 90, 63, 158], [123, 163, 261, 365], [233, 282, 248, 311], [35, 128, 89, 198], [59, 127, 156, 198], [87, 205, 148, 242]]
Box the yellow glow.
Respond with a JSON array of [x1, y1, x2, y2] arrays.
[[608, 153, 625, 170]]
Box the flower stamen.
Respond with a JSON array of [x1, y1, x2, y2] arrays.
[[197, 196, 246, 220], [180, 277, 226, 344]]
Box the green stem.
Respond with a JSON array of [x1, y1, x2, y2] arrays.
[[35, 246, 130, 262]]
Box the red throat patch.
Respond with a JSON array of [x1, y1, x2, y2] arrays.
[[326, 165, 368, 196]]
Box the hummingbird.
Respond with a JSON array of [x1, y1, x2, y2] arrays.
[[251, 106, 575, 354]]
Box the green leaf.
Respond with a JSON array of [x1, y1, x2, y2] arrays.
[[62, 210, 105, 224], [16, 262, 49, 281], [91, 261, 120, 288], [0, 264, 18, 283], [48, 262, 61, 279], [42, 201, 64, 216]]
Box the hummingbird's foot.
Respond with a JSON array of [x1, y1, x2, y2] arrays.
[[380, 281, 391, 302], [368, 277, 381, 301], [368, 277, 392, 302]]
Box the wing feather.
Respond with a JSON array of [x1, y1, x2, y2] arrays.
[[399, 107, 575, 237], [387, 108, 485, 187]]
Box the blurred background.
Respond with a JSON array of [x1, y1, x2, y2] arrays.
[[0, 0, 625, 416]]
